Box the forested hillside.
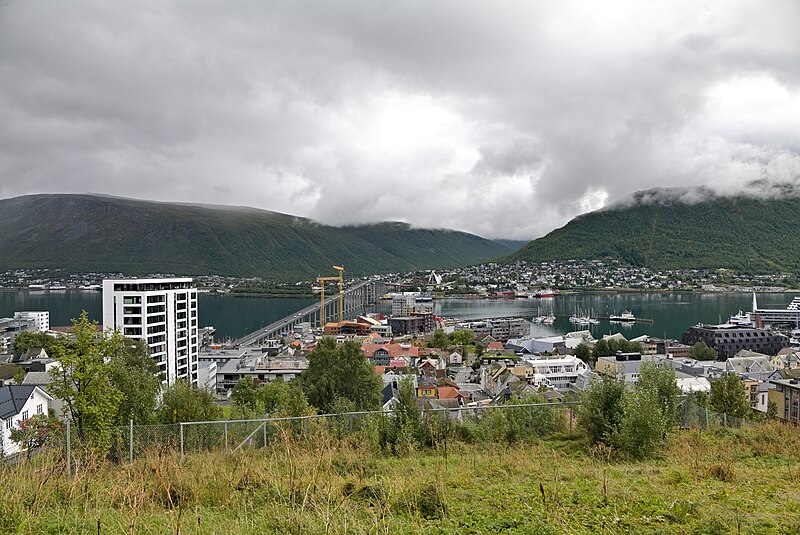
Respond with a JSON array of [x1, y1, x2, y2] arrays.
[[508, 192, 800, 273], [0, 194, 512, 279]]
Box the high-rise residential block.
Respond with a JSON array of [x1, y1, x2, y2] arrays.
[[103, 278, 198, 385]]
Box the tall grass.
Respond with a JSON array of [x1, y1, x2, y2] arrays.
[[3, 422, 800, 533]]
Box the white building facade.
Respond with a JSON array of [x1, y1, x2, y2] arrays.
[[103, 278, 198, 385], [13, 311, 50, 333], [518, 355, 589, 391]]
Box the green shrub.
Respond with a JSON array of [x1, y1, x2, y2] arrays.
[[577, 377, 626, 446], [617, 386, 666, 458]]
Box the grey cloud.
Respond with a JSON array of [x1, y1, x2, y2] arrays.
[[0, 0, 799, 240]]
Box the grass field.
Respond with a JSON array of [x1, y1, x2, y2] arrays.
[[3, 422, 800, 534]]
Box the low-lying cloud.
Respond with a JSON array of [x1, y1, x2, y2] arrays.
[[0, 0, 798, 240]]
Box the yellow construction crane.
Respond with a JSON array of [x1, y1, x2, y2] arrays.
[[316, 265, 345, 324]]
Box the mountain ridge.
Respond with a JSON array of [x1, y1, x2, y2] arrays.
[[507, 189, 800, 273], [0, 194, 512, 280]]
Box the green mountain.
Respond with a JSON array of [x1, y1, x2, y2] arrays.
[[507, 189, 800, 273], [0, 194, 512, 279]]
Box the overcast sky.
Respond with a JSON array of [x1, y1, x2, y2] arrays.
[[1, 1, 798, 239]]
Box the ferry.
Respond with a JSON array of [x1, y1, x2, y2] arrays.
[[533, 288, 556, 298], [609, 310, 636, 323]]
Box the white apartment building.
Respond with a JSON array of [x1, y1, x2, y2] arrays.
[[103, 278, 198, 385], [518, 355, 589, 391], [13, 311, 50, 333]]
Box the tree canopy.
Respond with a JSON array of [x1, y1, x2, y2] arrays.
[[592, 338, 644, 359], [48, 311, 124, 450], [13, 331, 58, 354], [299, 338, 382, 414], [710, 374, 750, 419], [108, 338, 162, 425], [687, 341, 718, 361], [157, 380, 222, 424]]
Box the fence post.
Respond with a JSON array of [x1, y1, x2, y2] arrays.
[[263, 422, 267, 447], [569, 408, 573, 433], [484, 406, 489, 443], [66, 419, 71, 478], [224, 422, 229, 452], [705, 405, 709, 429], [129, 419, 134, 466], [180, 423, 185, 460]]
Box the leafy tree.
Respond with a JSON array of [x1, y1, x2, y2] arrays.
[[275, 382, 315, 418], [12, 367, 25, 384], [450, 329, 475, 347], [578, 376, 626, 446], [592, 338, 644, 360], [108, 338, 161, 425], [767, 400, 778, 420], [636, 363, 681, 431], [617, 382, 665, 459], [430, 329, 449, 349], [574, 342, 593, 364], [299, 338, 382, 414], [48, 311, 123, 450], [10, 414, 64, 459], [592, 339, 610, 359], [383, 375, 422, 453], [614, 363, 680, 458], [261, 380, 290, 415], [687, 341, 718, 361], [157, 380, 222, 424], [709, 374, 750, 420], [13, 331, 58, 354], [231, 376, 264, 418], [474, 343, 485, 360]]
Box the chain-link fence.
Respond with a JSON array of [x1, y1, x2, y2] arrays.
[[676, 398, 755, 429], [5, 399, 761, 473]]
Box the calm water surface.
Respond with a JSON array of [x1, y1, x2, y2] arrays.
[[1, 290, 796, 341]]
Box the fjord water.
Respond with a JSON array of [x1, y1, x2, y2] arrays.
[[0, 290, 795, 342], [418, 292, 795, 340]]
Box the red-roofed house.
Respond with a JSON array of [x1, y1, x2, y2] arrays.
[[486, 341, 505, 354], [389, 358, 409, 369], [436, 386, 463, 402]]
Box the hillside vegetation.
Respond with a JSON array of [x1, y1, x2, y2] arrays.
[[3, 424, 800, 534], [508, 192, 800, 273], [0, 194, 512, 279]]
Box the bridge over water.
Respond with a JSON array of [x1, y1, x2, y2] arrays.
[[234, 279, 392, 346]]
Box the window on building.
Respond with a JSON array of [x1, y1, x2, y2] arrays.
[[21, 410, 28, 421], [36, 404, 43, 414]]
